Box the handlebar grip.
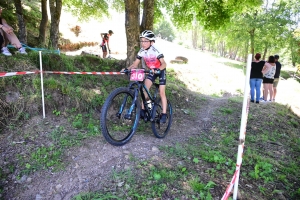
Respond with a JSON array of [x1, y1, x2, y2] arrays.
[[123, 68, 129, 74]]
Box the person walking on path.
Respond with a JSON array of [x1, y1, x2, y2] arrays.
[[250, 53, 265, 103], [100, 30, 113, 58], [0, 7, 27, 56], [273, 55, 281, 101], [262, 56, 276, 102]]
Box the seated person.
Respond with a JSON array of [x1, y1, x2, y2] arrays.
[[0, 7, 27, 56]]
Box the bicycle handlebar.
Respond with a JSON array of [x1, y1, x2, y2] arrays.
[[122, 68, 161, 75]]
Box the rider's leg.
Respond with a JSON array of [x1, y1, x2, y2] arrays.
[[140, 79, 153, 118], [102, 46, 107, 58], [142, 79, 153, 109], [159, 85, 167, 113]]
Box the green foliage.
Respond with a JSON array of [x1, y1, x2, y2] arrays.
[[21, 145, 63, 174], [162, 0, 262, 30], [249, 161, 274, 183], [154, 19, 176, 41], [64, 0, 109, 21], [189, 179, 215, 199], [218, 107, 233, 115]]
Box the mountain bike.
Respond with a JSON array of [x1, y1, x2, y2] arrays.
[[100, 69, 173, 146]]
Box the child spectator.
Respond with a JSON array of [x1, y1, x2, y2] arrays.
[[100, 30, 113, 58], [273, 55, 282, 101]]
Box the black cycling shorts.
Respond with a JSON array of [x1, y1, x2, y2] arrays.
[[101, 45, 107, 52], [263, 77, 274, 84], [146, 69, 166, 85]]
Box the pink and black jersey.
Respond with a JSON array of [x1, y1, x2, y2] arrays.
[[101, 34, 110, 46], [136, 45, 164, 69]]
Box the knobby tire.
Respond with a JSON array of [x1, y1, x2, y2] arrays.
[[100, 87, 140, 146]]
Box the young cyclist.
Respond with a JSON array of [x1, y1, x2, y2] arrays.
[[100, 30, 113, 58], [125, 30, 168, 123]]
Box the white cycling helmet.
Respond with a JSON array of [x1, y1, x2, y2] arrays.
[[140, 30, 156, 41]]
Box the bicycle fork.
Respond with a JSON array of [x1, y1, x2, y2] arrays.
[[116, 88, 139, 120]]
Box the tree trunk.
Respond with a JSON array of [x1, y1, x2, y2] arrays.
[[140, 0, 154, 31], [262, 44, 268, 61], [249, 28, 255, 60], [233, 46, 239, 60], [244, 40, 249, 62], [125, 0, 140, 66], [49, 0, 62, 49], [39, 0, 48, 46], [192, 22, 198, 49], [14, 0, 27, 44], [201, 33, 205, 50]]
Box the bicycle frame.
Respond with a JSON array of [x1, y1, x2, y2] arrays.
[[118, 75, 160, 122]]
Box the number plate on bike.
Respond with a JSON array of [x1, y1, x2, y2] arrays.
[[130, 69, 145, 81]]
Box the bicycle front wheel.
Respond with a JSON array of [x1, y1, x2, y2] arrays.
[[151, 98, 173, 138], [100, 87, 140, 146]]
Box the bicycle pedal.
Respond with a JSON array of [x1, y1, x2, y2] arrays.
[[124, 114, 132, 120]]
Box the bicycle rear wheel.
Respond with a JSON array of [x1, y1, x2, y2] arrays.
[[151, 98, 173, 138], [100, 87, 140, 146]]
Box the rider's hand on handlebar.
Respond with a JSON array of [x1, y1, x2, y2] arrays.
[[121, 68, 129, 73]]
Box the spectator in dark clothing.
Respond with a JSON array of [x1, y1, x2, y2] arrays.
[[0, 28, 4, 47], [273, 55, 281, 101], [250, 53, 265, 103]]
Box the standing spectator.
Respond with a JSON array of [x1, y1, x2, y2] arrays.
[[0, 24, 4, 48], [0, 7, 27, 56], [262, 56, 276, 102], [273, 55, 281, 101], [100, 30, 113, 58], [250, 53, 265, 103]]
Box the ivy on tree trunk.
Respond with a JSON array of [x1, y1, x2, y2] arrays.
[[14, 0, 27, 44], [49, 0, 62, 49], [39, 0, 48, 46], [141, 0, 154, 31]]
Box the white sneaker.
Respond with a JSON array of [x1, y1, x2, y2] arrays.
[[1, 47, 12, 56], [18, 47, 27, 54]]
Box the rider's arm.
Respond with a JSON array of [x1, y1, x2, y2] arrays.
[[128, 59, 140, 70], [159, 58, 166, 71], [100, 33, 105, 39]]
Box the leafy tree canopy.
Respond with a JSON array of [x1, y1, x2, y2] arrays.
[[161, 0, 263, 30], [154, 20, 175, 41], [63, 0, 109, 21]]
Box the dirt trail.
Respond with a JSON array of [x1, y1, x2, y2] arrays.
[[1, 42, 235, 199], [2, 94, 229, 200]]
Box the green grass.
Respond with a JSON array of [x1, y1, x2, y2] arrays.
[[1, 46, 300, 199]]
